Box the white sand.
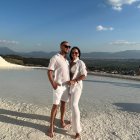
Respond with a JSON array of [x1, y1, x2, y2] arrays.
[[0, 56, 26, 69], [0, 97, 140, 140], [0, 74, 140, 140]]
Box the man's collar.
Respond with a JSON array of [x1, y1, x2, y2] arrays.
[[57, 52, 67, 60], [58, 52, 67, 58]]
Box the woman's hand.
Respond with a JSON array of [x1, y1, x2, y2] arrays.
[[67, 80, 76, 86]]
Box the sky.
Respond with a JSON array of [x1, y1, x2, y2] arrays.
[[0, 0, 140, 53]]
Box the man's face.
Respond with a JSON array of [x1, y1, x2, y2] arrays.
[[61, 42, 71, 54]]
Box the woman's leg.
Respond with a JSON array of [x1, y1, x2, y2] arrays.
[[71, 87, 82, 134]]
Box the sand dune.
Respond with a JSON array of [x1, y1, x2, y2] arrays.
[[0, 56, 47, 69], [0, 56, 26, 69]]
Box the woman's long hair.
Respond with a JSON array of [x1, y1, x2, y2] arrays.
[[69, 46, 81, 60]]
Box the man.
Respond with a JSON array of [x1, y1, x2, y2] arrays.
[[47, 41, 71, 138]]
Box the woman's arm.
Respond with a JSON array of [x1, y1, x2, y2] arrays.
[[74, 74, 86, 82], [68, 74, 86, 85]]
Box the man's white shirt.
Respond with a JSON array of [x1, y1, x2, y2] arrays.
[[48, 53, 70, 85]]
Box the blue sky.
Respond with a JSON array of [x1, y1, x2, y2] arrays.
[[0, 0, 140, 53]]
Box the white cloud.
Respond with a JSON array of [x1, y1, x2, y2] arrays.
[[107, 0, 140, 11], [96, 25, 114, 31], [110, 40, 140, 45], [113, 6, 122, 11], [0, 40, 19, 45]]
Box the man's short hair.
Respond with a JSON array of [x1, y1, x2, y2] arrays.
[[60, 41, 68, 46]]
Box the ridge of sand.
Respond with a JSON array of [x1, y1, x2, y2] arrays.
[[88, 71, 140, 81], [0, 56, 47, 69], [0, 56, 26, 69]]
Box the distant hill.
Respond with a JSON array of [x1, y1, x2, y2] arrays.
[[1, 47, 140, 59], [82, 50, 140, 59], [0, 47, 16, 55], [20, 51, 56, 58], [112, 50, 140, 59], [0, 47, 56, 58]]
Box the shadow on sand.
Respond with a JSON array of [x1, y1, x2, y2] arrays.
[[0, 108, 71, 137], [113, 103, 140, 113]]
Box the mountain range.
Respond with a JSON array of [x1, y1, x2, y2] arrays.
[[1, 47, 140, 59]]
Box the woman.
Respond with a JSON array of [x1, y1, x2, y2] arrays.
[[68, 47, 87, 139]]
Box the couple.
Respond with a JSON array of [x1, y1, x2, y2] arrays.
[[47, 41, 87, 139]]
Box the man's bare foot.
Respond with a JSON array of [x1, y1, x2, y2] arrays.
[[75, 133, 80, 139], [47, 130, 54, 138], [46, 126, 54, 138], [60, 120, 71, 128], [61, 122, 67, 128]]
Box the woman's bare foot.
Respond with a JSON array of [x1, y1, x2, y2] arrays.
[[75, 133, 80, 139]]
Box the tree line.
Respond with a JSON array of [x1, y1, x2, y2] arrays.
[[2, 55, 140, 76]]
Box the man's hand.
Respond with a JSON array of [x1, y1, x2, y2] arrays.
[[48, 70, 60, 90], [52, 81, 61, 90]]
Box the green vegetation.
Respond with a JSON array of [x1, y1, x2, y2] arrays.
[[83, 59, 140, 75], [2, 55, 140, 76], [2, 55, 50, 67]]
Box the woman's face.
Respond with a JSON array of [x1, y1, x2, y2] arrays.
[[71, 49, 79, 60]]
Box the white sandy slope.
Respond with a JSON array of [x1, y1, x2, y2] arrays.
[[0, 56, 26, 69], [0, 56, 46, 69]]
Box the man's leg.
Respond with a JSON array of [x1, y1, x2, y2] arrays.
[[48, 104, 58, 138], [60, 85, 70, 128], [60, 100, 66, 127]]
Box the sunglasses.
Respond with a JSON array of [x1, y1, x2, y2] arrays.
[[63, 45, 71, 49], [72, 52, 79, 54]]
